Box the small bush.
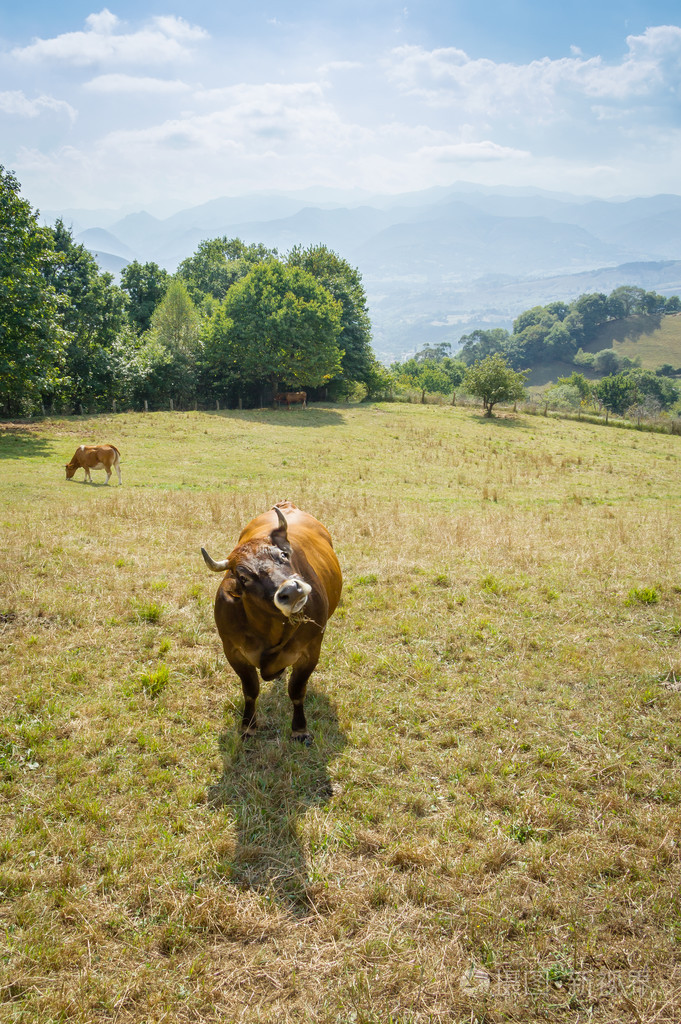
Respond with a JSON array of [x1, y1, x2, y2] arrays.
[[133, 600, 163, 623], [625, 587, 659, 606], [480, 574, 502, 596], [140, 664, 169, 698]]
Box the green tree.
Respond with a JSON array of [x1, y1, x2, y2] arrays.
[[463, 353, 528, 417], [543, 383, 582, 413], [136, 279, 203, 406], [209, 261, 343, 402], [42, 220, 131, 409], [607, 286, 646, 319], [178, 237, 276, 307], [458, 328, 510, 365], [0, 167, 64, 414], [572, 293, 609, 342], [120, 260, 170, 334], [593, 373, 637, 420], [556, 371, 592, 401], [286, 244, 374, 393]]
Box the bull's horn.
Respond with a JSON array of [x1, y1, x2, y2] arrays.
[[201, 547, 229, 572], [273, 505, 288, 532]]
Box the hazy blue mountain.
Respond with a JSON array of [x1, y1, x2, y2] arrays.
[[49, 182, 681, 360], [86, 250, 129, 277], [75, 228, 136, 260]]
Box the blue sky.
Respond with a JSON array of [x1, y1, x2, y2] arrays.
[[2, 2, 681, 212]]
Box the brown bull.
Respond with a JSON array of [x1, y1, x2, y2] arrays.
[[274, 391, 307, 409], [65, 444, 122, 484], [201, 501, 342, 742]]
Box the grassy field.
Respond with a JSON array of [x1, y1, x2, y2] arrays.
[[1, 403, 680, 1024], [597, 313, 681, 370]]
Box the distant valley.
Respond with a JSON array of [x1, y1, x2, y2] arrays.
[[42, 183, 681, 362]]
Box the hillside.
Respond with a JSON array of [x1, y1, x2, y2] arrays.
[[590, 312, 681, 369], [525, 312, 681, 386]]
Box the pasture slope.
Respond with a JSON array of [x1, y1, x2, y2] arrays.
[[527, 312, 681, 387], [0, 403, 680, 1024]]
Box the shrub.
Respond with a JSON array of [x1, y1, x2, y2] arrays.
[[625, 587, 659, 606]]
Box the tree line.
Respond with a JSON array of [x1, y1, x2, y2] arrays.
[[457, 287, 681, 371], [0, 166, 385, 416]]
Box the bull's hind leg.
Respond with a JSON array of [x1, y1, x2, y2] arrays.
[[226, 651, 260, 737]]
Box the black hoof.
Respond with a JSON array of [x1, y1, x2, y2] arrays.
[[292, 732, 313, 746]]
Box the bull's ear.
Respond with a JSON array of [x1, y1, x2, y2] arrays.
[[271, 505, 292, 553]]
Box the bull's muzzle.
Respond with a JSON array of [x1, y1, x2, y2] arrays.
[[274, 576, 312, 616]]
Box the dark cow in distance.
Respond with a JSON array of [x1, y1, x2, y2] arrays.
[[274, 391, 307, 409], [201, 501, 342, 742], [65, 444, 122, 485]]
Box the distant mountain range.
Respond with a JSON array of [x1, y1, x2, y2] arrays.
[[42, 183, 681, 362]]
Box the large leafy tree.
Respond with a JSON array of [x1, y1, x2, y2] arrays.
[[0, 167, 64, 414], [592, 373, 637, 419], [134, 279, 203, 407], [207, 261, 342, 401], [178, 237, 276, 308], [463, 353, 528, 417], [43, 220, 131, 408], [458, 328, 510, 366], [286, 244, 374, 392], [120, 260, 170, 334]]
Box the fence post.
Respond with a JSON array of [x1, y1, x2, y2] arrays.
[[216, 400, 220, 411], [238, 398, 243, 410], [144, 400, 148, 413], [113, 399, 117, 414], [170, 399, 174, 411]]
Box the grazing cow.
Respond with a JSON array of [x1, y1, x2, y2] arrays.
[[274, 391, 307, 409], [201, 501, 342, 742], [65, 444, 122, 485]]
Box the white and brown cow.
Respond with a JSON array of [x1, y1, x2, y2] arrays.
[[65, 444, 122, 485]]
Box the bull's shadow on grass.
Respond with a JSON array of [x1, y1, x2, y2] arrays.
[[0, 426, 55, 459], [208, 681, 346, 912]]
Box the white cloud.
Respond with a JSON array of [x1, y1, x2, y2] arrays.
[[318, 60, 363, 73], [84, 74, 191, 94], [417, 141, 530, 163], [85, 9, 119, 34], [7, 17, 681, 207], [385, 26, 681, 120], [0, 90, 76, 122], [11, 9, 208, 66]]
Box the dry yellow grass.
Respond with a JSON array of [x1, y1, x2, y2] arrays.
[[1, 404, 680, 1023]]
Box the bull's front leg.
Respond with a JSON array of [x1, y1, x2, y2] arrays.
[[225, 650, 260, 738], [288, 637, 322, 743]]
